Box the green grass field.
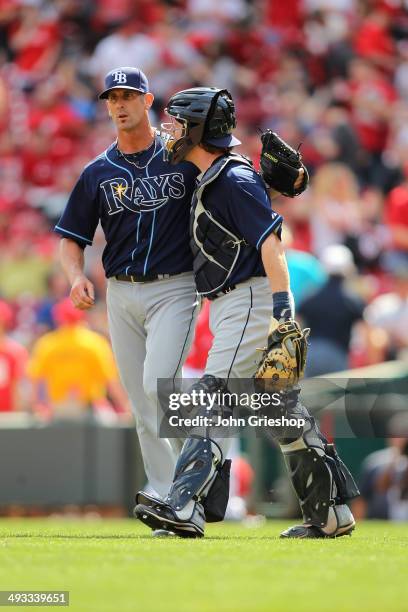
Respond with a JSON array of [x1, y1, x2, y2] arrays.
[[0, 518, 407, 612]]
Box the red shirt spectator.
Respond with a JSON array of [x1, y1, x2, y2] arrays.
[[384, 181, 408, 250], [264, 0, 304, 33], [0, 300, 28, 412], [353, 8, 395, 71], [27, 79, 84, 141], [348, 58, 396, 153], [0, 337, 28, 411], [8, 4, 60, 80]]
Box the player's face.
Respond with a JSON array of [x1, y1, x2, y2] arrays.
[[106, 89, 151, 131], [160, 114, 187, 160]]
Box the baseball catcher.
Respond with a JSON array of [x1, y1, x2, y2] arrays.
[[259, 129, 309, 197], [134, 87, 359, 539]]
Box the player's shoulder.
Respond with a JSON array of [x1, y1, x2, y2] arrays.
[[224, 155, 259, 182], [82, 142, 117, 175], [222, 156, 264, 192]]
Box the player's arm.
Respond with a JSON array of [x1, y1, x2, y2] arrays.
[[55, 167, 99, 310], [60, 238, 95, 310], [226, 166, 294, 319], [261, 233, 293, 321], [261, 232, 290, 292]]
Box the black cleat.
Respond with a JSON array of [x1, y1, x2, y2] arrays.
[[134, 502, 204, 539], [280, 523, 355, 539], [151, 529, 177, 538]]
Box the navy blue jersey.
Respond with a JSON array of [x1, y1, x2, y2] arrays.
[[201, 159, 283, 286], [55, 134, 199, 277]]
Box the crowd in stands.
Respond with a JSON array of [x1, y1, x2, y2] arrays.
[[0, 0, 407, 417]]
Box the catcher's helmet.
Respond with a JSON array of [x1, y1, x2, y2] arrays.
[[161, 87, 241, 164]]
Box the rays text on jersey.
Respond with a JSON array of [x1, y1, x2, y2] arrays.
[[100, 173, 186, 214]]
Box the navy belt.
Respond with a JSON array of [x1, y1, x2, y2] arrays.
[[206, 274, 266, 301], [207, 285, 236, 301], [114, 272, 182, 283]]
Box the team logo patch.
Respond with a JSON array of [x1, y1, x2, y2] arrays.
[[100, 173, 186, 214], [112, 70, 127, 84]]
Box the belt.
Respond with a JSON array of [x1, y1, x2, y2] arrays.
[[207, 274, 266, 301], [207, 285, 236, 301], [114, 272, 183, 283]]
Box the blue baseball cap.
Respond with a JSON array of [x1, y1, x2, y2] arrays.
[[204, 134, 241, 147], [99, 67, 149, 99]]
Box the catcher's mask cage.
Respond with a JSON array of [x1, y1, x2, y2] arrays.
[[160, 87, 237, 164]]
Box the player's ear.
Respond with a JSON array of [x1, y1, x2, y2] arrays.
[[144, 92, 154, 110], [105, 101, 112, 118]]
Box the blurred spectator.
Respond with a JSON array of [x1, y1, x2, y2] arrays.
[[89, 18, 161, 88], [310, 162, 362, 256], [0, 299, 29, 412], [320, 102, 361, 172], [353, 414, 408, 521], [148, 20, 204, 102], [353, 437, 406, 520], [363, 266, 408, 363], [348, 186, 388, 271], [35, 268, 70, 333], [186, 0, 250, 35], [28, 298, 128, 417], [353, 4, 396, 72], [299, 244, 365, 375], [8, 0, 61, 86], [382, 166, 408, 272], [347, 57, 397, 187], [283, 227, 327, 305], [0, 226, 52, 300]]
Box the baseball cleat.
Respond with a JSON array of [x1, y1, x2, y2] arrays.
[[280, 522, 355, 539], [134, 502, 205, 538], [134, 490, 160, 508], [151, 529, 177, 538]]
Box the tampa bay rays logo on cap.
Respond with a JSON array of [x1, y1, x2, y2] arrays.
[[112, 70, 127, 84], [99, 66, 149, 99]]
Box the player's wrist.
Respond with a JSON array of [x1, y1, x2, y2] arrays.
[[272, 291, 294, 321], [71, 272, 88, 285]]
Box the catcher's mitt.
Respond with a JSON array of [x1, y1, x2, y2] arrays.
[[254, 318, 310, 389], [260, 130, 309, 197]]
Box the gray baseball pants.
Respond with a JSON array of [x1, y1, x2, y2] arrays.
[[106, 272, 198, 498], [206, 276, 272, 379], [205, 276, 272, 459]]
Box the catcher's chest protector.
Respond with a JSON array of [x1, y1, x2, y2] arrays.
[[190, 154, 253, 297]]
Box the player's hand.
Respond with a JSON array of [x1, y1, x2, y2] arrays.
[[70, 274, 95, 310]]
